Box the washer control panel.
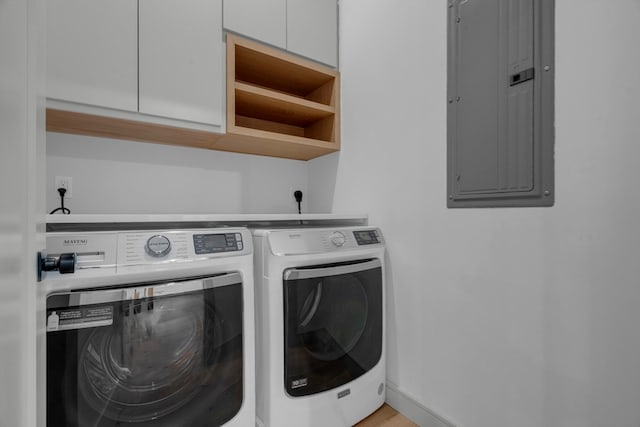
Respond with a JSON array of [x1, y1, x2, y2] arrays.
[[44, 228, 251, 275], [193, 232, 243, 254]]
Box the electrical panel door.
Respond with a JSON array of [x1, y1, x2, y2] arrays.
[[447, 0, 554, 207]]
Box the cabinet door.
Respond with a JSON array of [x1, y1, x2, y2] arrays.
[[287, 0, 338, 67], [139, 0, 223, 126], [47, 0, 138, 112], [223, 0, 286, 49]]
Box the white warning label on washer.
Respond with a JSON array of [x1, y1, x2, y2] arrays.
[[47, 306, 113, 332]]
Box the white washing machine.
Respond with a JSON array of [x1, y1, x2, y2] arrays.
[[252, 226, 386, 427], [41, 227, 255, 427]]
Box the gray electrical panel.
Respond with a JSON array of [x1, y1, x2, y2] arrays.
[[447, 0, 554, 207]]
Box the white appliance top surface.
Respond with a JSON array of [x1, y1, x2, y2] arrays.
[[46, 213, 368, 224]]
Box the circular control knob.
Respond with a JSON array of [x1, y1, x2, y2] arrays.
[[145, 235, 171, 257], [330, 231, 346, 247]]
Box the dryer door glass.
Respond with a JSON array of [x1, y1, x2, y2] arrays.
[[46, 273, 244, 427], [283, 259, 383, 397]]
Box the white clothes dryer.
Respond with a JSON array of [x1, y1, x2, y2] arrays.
[[42, 227, 255, 427], [252, 226, 386, 427]]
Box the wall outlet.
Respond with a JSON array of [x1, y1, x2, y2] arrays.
[[54, 176, 72, 199]]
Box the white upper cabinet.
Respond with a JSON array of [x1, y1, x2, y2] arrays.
[[287, 0, 337, 67], [223, 0, 338, 67], [47, 0, 224, 129], [47, 0, 138, 112], [223, 0, 286, 50], [139, 0, 223, 126]]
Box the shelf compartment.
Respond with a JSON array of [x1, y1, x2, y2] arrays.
[[225, 33, 340, 160], [234, 82, 334, 127], [235, 45, 335, 103]]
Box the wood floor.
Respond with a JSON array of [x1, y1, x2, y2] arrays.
[[354, 404, 418, 427]]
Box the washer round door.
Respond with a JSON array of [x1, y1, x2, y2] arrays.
[[77, 292, 223, 422], [283, 259, 383, 397], [47, 274, 244, 427]]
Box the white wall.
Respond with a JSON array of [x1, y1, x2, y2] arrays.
[[310, 1, 640, 426], [46, 132, 309, 214]]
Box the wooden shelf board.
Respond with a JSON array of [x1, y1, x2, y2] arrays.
[[235, 82, 334, 127], [219, 126, 339, 160], [46, 109, 222, 149], [228, 125, 338, 148], [235, 115, 305, 138]]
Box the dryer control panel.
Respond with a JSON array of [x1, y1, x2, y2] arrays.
[[265, 227, 384, 256]]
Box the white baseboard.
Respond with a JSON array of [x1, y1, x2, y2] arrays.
[[385, 381, 457, 427]]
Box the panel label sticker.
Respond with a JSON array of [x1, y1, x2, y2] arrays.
[[337, 388, 351, 399], [47, 306, 113, 332], [291, 377, 308, 389]]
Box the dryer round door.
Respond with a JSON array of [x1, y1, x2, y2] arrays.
[[296, 274, 368, 361], [283, 259, 383, 397]]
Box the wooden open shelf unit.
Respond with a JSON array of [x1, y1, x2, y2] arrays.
[[217, 34, 340, 161], [45, 34, 340, 161]]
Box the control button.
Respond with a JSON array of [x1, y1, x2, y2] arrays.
[[145, 235, 171, 257], [237, 242, 243, 250], [235, 233, 242, 241], [330, 231, 346, 247]]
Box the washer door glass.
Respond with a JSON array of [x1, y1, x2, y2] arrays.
[[283, 259, 382, 397], [47, 275, 244, 427], [78, 292, 221, 422]]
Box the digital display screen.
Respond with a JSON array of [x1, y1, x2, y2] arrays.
[[353, 230, 379, 245], [193, 233, 240, 254], [201, 234, 226, 249], [358, 232, 373, 242]]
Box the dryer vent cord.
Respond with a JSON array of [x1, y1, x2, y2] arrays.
[[294, 190, 303, 214], [49, 187, 71, 215]]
